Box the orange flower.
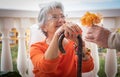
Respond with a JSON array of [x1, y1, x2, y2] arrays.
[[81, 12, 102, 27]]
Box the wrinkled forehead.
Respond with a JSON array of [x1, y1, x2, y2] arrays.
[[47, 8, 64, 16]]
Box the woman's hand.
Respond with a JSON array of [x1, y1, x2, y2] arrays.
[[82, 47, 91, 60], [55, 22, 82, 42], [64, 22, 82, 40]]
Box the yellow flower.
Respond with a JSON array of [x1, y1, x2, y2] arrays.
[[81, 12, 102, 27]]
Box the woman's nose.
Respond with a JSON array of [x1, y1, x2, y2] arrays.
[[58, 17, 66, 24]]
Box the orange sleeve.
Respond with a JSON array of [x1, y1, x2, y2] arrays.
[[30, 42, 60, 73], [82, 56, 94, 73]]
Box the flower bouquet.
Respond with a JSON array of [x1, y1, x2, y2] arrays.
[[81, 11, 102, 27]]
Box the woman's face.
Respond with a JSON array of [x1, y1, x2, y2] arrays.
[[43, 8, 66, 37]]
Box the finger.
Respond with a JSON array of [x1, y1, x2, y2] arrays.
[[64, 23, 75, 35], [64, 31, 69, 37], [64, 27, 73, 38], [65, 22, 77, 33], [67, 22, 76, 31], [65, 30, 77, 39], [85, 34, 94, 39], [85, 38, 95, 43], [69, 22, 82, 34], [74, 25, 82, 34]]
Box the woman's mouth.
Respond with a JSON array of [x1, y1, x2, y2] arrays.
[[56, 25, 61, 28]]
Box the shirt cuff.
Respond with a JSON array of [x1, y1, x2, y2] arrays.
[[82, 56, 94, 73], [108, 32, 120, 51]]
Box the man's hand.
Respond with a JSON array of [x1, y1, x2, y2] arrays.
[[85, 25, 111, 48]]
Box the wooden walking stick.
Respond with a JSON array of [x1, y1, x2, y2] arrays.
[[58, 33, 83, 77]]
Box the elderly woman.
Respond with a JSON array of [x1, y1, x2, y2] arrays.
[[30, 1, 94, 77]]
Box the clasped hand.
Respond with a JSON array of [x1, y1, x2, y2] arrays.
[[55, 22, 82, 42]]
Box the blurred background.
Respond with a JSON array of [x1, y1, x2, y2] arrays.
[[0, 0, 120, 77]]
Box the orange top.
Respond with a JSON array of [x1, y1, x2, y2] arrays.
[[30, 40, 94, 77]]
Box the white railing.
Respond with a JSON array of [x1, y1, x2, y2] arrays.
[[0, 18, 13, 72], [0, 17, 119, 77], [105, 49, 117, 77]]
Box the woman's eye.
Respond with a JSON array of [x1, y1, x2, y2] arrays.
[[52, 16, 58, 19], [61, 15, 65, 18]]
